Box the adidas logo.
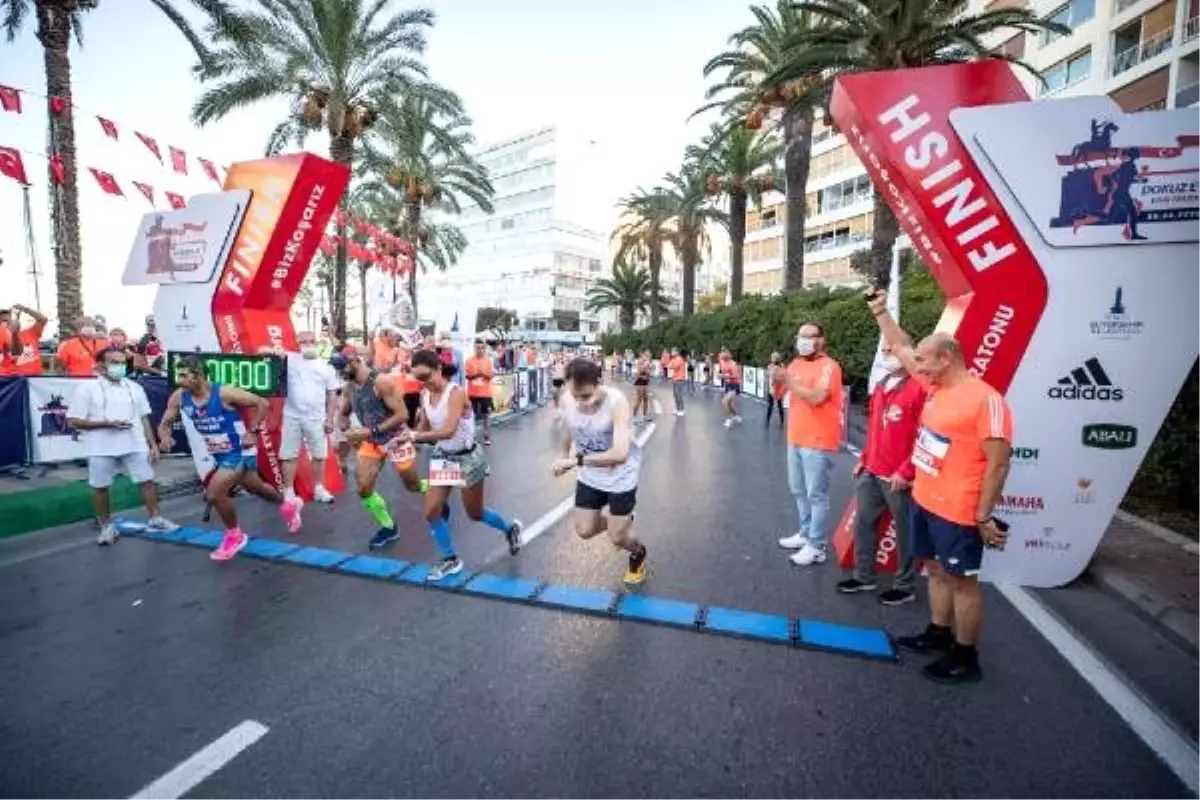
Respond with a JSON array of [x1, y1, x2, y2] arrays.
[[1047, 357, 1124, 401]]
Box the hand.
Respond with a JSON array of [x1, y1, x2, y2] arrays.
[[851, 461, 864, 478], [887, 472, 911, 492], [345, 427, 370, 444], [866, 291, 888, 318], [148, 446, 160, 465], [108, 419, 133, 429], [551, 457, 577, 477], [978, 518, 1008, 550], [158, 431, 174, 452], [324, 420, 334, 434]]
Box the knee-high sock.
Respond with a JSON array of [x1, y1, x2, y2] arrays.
[[430, 518, 455, 558], [362, 492, 394, 528], [481, 507, 512, 533]]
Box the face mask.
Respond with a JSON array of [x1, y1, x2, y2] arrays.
[[880, 355, 903, 372], [300, 345, 318, 359], [105, 364, 127, 380], [80, 326, 97, 338], [796, 337, 816, 357]]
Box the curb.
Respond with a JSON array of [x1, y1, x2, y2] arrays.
[[1087, 561, 1199, 653], [1114, 509, 1200, 554]]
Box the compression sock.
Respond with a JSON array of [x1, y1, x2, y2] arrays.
[[430, 518, 455, 558], [361, 492, 394, 529], [480, 507, 512, 533]]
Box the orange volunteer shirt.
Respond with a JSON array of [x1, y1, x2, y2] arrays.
[[0, 321, 46, 376], [786, 354, 844, 452], [668, 355, 687, 381], [721, 359, 741, 384], [911, 377, 1013, 526], [373, 337, 401, 372], [465, 356, 494, 398], [56, 336, 106, 377]]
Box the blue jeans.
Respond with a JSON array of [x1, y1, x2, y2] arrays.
[[786, 445, 835, 547]]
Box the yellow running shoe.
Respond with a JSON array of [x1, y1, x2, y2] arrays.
[[623, 544, 648, 585]]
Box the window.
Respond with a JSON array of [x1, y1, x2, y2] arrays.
[[1039, 48, 1091, 95], [994, 33, 1026, 60], [1042, 0, 1094, 44], [761, 209, 778, 228], [501, 217, 515, 230]]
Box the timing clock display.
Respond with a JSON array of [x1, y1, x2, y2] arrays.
[[168, 352, 288, 397]]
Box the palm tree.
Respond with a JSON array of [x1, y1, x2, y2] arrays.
[[164, 0, 456, 341], [612, 189, 673, 325], [700, 0, 818, 293], [688, 121, 781, 303], [761, 0, 1066, 286], [586, 259, 669, 332], [359, 94, 493, 320], [658, 163, 728, 316]]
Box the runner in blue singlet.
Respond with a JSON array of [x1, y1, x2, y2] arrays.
[[158, 355, 288, 561]]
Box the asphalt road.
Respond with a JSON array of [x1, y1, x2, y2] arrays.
[[0, 380, 1192, 798]]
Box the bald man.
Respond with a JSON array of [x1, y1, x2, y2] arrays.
[[868, 293, 1013, 685]]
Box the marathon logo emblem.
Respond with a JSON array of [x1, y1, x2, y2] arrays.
[[1048, 357, 1124, 401]]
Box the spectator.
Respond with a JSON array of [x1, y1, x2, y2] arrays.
[[438, 331, 464, 387], [280, 330, 340, 509], [465, 340, 496, 446], [66, 346, 175, 544], [137, 315, 166, 374], [0, 303, 49, 376], [56, 316, 107, 376]]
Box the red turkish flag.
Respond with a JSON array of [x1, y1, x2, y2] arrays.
[[97, 116, 118, 140], [198, 157, 220, 184], [169, 146, 187, 175], [136, 132, 162, 162], [165, 191, 186, 209], [0, 146, 29, 184], [89, 167, 123, 196], [0, 85, 21, 114], [48, 96, 67, 114], [132, 181, 155, 205], [48, 154, 64, 185]]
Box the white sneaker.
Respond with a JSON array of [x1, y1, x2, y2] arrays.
[[313, 486, 335, 503], [790, 543, 827, 566], [675, 410, 685, 417], [778, 533, 808, 549], [145, 516, 178, 532], [733, 415, 743, 424], [723, 419, 733, 428], [96, 524, 118, 546]]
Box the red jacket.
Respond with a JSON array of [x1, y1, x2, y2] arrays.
[[861, 374, 927, 482]]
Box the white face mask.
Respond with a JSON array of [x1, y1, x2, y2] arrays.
[[79, 326, 97, 338], [300, 344, 318, 359], [796, 337, 816, 357], [880, 355, 903, 373]]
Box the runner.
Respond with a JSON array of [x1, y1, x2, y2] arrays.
[[406, 349, 523, 580], [157, 355, 291, 561], [686, 351, 697, 395], [659, 349, 670, 383], [465, 339, 496, 445], [765, 351, 786, 428], [668, 347, 688, 416], [549, 350, 568, 409], [552, 357, 648, 585], [702, 354, 713, 388], [718, 349, 743, 427], [332, 347, 430, 549], [632, 350, 652, 420]]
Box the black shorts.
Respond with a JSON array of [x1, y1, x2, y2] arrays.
[[575, 481, 637, 516], [910, 501, 983, 577], [403, 392, 421, 421], [552, 378, 564, 388], [634, 378, 649, 387], [724, 383, 742, 395], [470, 396, 494, 417]]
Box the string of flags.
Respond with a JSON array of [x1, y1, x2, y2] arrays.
[[0, 143, 190, 208]]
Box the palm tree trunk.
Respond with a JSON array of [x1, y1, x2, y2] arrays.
[[681, 242, 697, 316], [329, 133, 355, 342], [38, 2, 83, 329], [782, 104, 814, 293], [729, 189, 748, 303], [648, 247, 663, 324], [619, 307, 634, 332], [868, 193, 902, 288], [405, 200, 422, 321]]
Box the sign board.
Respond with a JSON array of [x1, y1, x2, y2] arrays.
[[123, 191, 250, 285], [167, 352, 288, 397]]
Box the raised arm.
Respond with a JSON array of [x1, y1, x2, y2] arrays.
[[866, 292, 919, 378]]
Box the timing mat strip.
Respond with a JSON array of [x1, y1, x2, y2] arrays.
[[113, 520, 896, 662]]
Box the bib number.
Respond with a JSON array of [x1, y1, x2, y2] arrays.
[[912, 425, 950, 476], [429, 458, 466, 487], [204, 433, 233, 454], [386, 439, 417, 467]]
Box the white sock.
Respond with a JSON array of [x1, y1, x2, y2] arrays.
[[314, 483, 327, 495], [284, 487, 297, 501]]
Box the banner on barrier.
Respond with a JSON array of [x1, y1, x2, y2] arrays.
[[516, 371, 529, 410], [492, 374, 515, 416], [27, 377, 83, 464]]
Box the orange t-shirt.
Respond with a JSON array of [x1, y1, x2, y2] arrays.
[[56, 336, 107, 377], [786, 355, 844, 451], [465, 356, 494, 398], [720, 359, 741, 384], [373, 338, 401, 372], [911, 376, 1013, 525], [668, 355, 686, 381], [769, 364, 787, 399], [0, 322, 46, 376]]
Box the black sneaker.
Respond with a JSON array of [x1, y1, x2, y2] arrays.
[[836, 578, 878, 594], [428, 556, 464, 581], [922, 648, 983, 684], [879, 588, 916, 606], [505, 519, 524, 556], [368, 526, 399, 549], [896, 624, 953, 653]]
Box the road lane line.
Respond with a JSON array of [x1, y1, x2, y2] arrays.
[[130, 720, 269, 800], [998, 584, 1199, 794]]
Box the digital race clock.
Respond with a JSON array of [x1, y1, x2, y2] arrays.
[[168, 352, 288, 397]]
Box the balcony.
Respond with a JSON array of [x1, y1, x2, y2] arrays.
[[1176, 81, 1200, 106], [1185, 14, 1200, 42], [1114, 0, 1142, 13], [1110, 28, 1174, 76]]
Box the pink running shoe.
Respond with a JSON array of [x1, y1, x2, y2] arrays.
[[211, 529, 248, 561], [280, 497, 304, 534]]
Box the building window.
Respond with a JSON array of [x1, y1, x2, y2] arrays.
[[994, 33, 1026, 59], [500, 217, 515, 230], [1039, 48, 1091, 95], [761, 209, 778, 228], [1042, 0, 1094, 44]]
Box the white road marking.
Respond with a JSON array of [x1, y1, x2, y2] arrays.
[[998, 584, 1199, 794], [130, 720, 269, 800]]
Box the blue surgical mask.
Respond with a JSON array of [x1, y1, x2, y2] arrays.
[[105, 363, 127, 380]]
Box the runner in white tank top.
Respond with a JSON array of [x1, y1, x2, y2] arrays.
[[552, 357, 648, 585], [408, 349, 523, 581]]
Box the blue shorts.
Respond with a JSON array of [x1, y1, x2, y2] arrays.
[[910, 500, 983, 577], [212, 452, 257, 473], [724, 383, 741, 396]]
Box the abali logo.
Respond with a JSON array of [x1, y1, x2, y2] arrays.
[[1082, 423, 1138, 450], [1048, 357, 1124, 401]]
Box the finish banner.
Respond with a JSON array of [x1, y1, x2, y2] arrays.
[[829, 62, 1198, 587]]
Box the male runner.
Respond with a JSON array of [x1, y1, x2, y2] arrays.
[[765, 351, 786, 428], [552, 357, 648, 585], [668, 347, 687, 416], [632, 351, 652, 420], [158, 355, 290, 560], [718, 349, 743, 427], [332, 347, 430, 549], [407, 349, 522, 580], [464, 339, 496, 444], [549, 350, 568, 409]]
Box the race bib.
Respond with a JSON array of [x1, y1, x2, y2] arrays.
[[912, 425, 950, 476], [429, 458, 466, 487], [386, 439, 417, 467], [204, 433, 233, 454]]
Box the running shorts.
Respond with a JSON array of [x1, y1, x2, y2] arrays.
[[551, 378, 565, 389], [212, 452, 257, 472], [724, 382, 742, 395], [470, 396, 494, 418], [575, 481, 637, 516], [910, 500, 983, 577], [433, 445, 490, 488], [633, 378, 649, 387]]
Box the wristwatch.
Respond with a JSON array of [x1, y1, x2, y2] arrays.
[[576, 452, 585, 468]]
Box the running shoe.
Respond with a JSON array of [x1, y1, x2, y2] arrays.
[[879, 589, 916, 606], [623, 544, 648, 585], [484, 436, 493, 446], [280, 497, 304, 534], [778, 533, 808, 550], [210, 530, 248, 561], [505, 519, 524, 556], [368, 526, 400, 549], [96, 523, 118, 546], [145, 516, 178, 532], [790, 543, 826, 566], [312, 487, 335, 503], [836, 578, 878, 593], [428, 556, 464, 581], [896, 624, 954, 654], [922, 647, 983, 684]]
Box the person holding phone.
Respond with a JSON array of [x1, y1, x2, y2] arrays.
[[866, 288, 1012, 684]]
